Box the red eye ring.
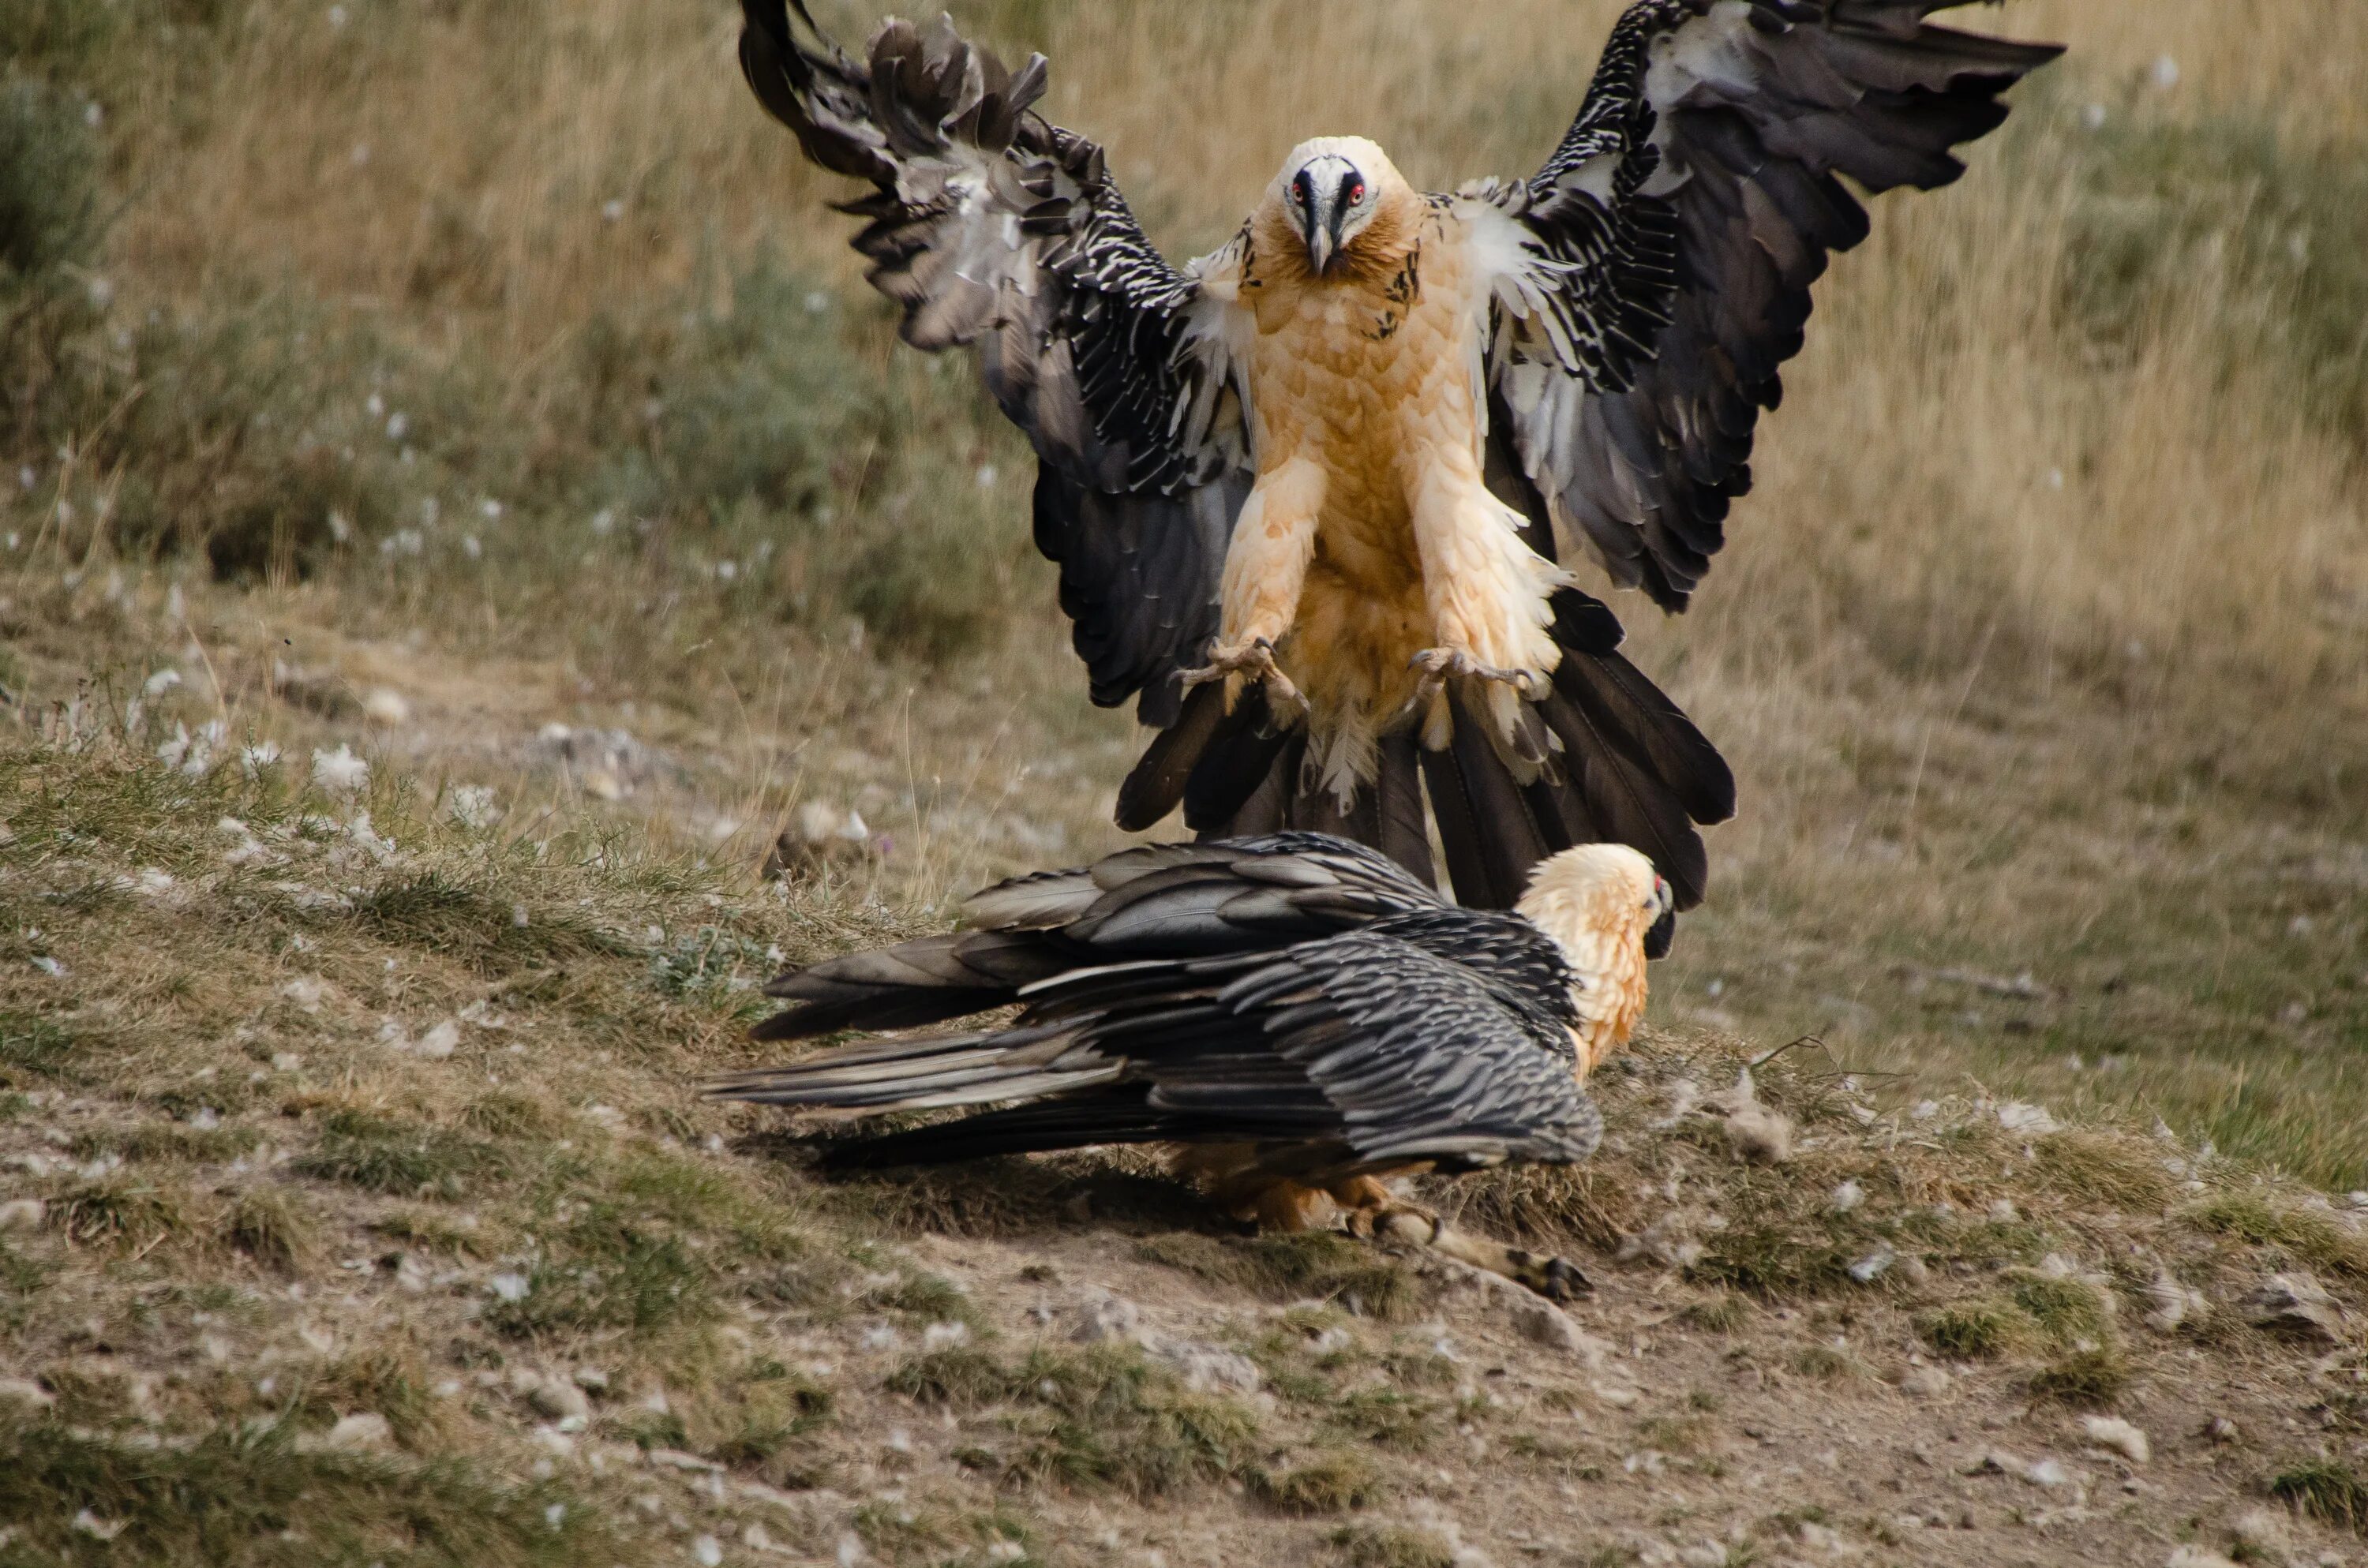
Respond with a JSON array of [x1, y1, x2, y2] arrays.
[[1350, 182, 1366, 203]]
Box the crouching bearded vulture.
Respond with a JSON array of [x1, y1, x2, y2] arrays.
[[738, 0, 2059, 910]]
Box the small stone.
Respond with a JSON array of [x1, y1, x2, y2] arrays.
[[1510, 1299, 1598, 1359], [2166, 1550, 2239, 1568], [2242, 1272, 2348, 1344], [1152, 1340, 1263, 1394], [573, 1366, 609, 1394], [528, 1379, 591, 1421], [324, 1412, 393, 1450], [691, 1536, 724, 1567], [2081, 1416, 2150, 1465], [1593, 1382, 1640, 1409], [1900, 1365, 1951, 1400], [2205, 1416, 2240, 1446], [0, 1199, 43, 1231]]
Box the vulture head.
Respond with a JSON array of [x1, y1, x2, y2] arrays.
[[1269, 136, 1410, 280]]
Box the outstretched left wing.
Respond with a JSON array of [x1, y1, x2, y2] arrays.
[[740, 2, 1249, 721], [1469, 0, 2063, 610]]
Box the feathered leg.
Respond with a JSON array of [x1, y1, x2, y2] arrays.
[[1187, 458, 1327, 713]]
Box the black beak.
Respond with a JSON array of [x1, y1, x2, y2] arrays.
[[1643, 906, 1677, 961]]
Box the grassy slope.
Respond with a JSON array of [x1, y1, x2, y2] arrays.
[[5, 730, 2368, 1568]]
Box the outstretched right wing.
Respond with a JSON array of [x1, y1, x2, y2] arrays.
[[1474, 0, 2063, 610], [740, 2, 1249, 722]]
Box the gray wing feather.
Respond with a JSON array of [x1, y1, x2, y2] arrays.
[[738, 1, 1247, 718], [1482, 0, 2061, 609]]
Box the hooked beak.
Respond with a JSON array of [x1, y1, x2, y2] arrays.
[[1297, 178, 1348, 276], [1643, 906, 1677, 962]]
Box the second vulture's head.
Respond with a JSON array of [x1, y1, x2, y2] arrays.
[[1265, 136, 1414, 282], [1516, 843, 1677, 1075]]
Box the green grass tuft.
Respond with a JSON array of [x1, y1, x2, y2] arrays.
[[1329, 1524, 1458, 1568], [226, 1188, 317, 1274], [49, 1177, 186, 1250], [0, 1011, 82, 1085], [2271, 1458, 2368, 1535], [2028, 1345, 2132, 1409], [481, 1206, 717, 1339], [1251, 1450, 1383, 1514], [884, 1344, 1260, 1499], [1916, 1300, 2034, 1361], [2192, 1192, 2368, 1278], [293, 1110, 511, 1200]]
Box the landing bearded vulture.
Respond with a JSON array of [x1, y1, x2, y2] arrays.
[[736, 0, 2063, 911]]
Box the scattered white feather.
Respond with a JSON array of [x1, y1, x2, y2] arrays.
[[311, 745, 369, 797]]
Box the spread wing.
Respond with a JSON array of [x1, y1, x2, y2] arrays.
[[1471, 0, 2063, 610], [739, 1, 1246, 720]]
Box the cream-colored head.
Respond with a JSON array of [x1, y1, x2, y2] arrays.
[[1516, 844, 1675, 1076], [1261, 136, 1416, 281]]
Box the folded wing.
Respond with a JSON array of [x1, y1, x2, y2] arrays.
[[714, 926, 1602, 1175]]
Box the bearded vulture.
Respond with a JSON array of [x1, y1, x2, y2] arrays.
[[710, 833, 1673, 1297], [737, 0, 2062, 911]]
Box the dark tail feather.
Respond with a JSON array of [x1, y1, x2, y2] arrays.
[[1373, 734, 1437, 887], [753, 930, 1067, 1043], [1549, 592, 1736, 826], [818, 1091, 1177, 1170], [1534, 689, 1710, 909], [1421, 689, 1553, 910], [1115, 682, 1229, 832], [1195, 724, 1302, 839]]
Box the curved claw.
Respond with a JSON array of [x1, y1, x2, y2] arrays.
[[1182, 637, 1310, 717], [1407, 646, 1543, 701]]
